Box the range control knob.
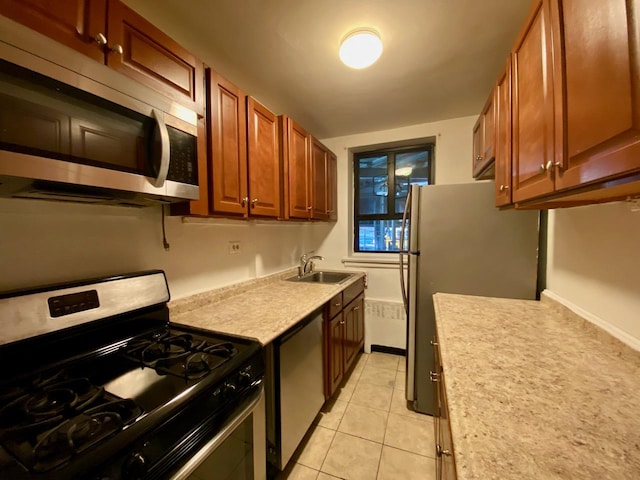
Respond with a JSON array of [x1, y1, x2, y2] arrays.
[[222, 382, 237, 398], [123, 452, 148, 479], [238, 370, 252, 386]]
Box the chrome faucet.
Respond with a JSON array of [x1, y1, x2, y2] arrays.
[[298, 253, 324, 277]]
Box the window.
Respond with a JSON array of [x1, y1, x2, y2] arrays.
[[354, 144, 434, 252]]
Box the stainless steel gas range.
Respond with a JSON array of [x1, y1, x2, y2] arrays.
[[0, 271, 265, 480]]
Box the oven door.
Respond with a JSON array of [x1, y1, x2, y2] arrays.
[[171, 388, 266, 480]]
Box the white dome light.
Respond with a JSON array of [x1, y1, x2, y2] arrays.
[[339, 30, 383, 69]]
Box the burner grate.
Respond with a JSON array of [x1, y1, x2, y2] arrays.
[[32, 399, 142, 472], [123, 331, 238, 380], [0, 374, 142, 473]]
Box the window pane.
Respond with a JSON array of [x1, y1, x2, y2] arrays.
[[358, 155, 388, 214], [357, 219, 408, 252], [395, 150, 430, 213]]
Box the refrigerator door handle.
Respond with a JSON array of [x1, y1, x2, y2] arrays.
[[399, 188, 412, 312]]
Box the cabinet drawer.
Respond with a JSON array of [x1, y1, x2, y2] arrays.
[[343, 278, 364, 307], [327, 292, 343, 319]]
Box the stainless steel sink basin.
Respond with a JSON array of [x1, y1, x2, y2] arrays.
[[286, 271, 354, 284]]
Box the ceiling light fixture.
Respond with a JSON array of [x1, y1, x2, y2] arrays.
[[339, 29, 383, 69]]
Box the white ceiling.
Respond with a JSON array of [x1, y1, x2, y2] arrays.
[[126, 0, 532, 139]]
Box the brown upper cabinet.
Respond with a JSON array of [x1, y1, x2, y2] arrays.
[[548, 0, 640, 197], [472, 92, 496, 178], [311, 137, 330, 220], [281, 116, 312, 219], [327, 151, 338, 221], [174, 70, 282, 219], [508, 0, 640, 207], [247, 97, 282, 218], [281, 116, 338, 221], [494, 57, 513, 207], [0, 0, 204, 114], [511, 0, 556, 203], [208, 69, 249, 217]]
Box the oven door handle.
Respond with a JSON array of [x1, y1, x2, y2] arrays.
[[170, 383, 264, 480]]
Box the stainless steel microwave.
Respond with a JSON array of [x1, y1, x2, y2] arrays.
[[0, 17, 200, 207]]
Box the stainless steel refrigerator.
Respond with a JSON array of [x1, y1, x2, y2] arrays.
[[399, 181, 539, 415]]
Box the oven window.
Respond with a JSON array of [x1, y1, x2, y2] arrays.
[[187, 415, 255, 480]]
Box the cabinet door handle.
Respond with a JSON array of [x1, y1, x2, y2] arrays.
[[541, 161, 561, 172], [353, 305, 360, 311], [251, 198, 259, 208], [475, 154, 483, 161], [436, 444, 451, 457], [307, 205, 312, 211], [110, 44, 124, 56], [430, 371, 440, 382], [241, 197, 249, 207], [94, 32, 107, 46], [499, 184, 510, 192], [339, 320, 345, 325], [430, 340, 439, 346], [334, 302, 341, 308]]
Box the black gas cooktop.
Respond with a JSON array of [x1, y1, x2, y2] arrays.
[[0, 271, 264, 480]]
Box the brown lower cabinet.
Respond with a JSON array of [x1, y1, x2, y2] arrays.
[[324, 279, 365, 399], [433, 334, 457, 480]]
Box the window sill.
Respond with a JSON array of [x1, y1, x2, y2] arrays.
[[342, 255, 403, 269]]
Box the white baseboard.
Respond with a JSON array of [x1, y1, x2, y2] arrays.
[[542, 289, 640, 352]]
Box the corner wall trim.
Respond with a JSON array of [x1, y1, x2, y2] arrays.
[[542, 290, 640, 352]]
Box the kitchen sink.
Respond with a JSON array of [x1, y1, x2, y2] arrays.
[[286, 271, 355, 284]]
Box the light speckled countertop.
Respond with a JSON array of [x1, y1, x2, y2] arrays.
[[169, 268, 365, 345], [433, 292, 640, 480]]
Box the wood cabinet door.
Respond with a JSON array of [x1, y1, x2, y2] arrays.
[[283, 116, 311, 219], [247, 97, 282, 218], [106, 0, 203, 113], [440, 372, 457, 480], [494, 57, 513, 207], [473, 92, 495, 178], [328, 313, 344, 397], [482, 95, 495, 163], [550, 0, 640, 191], [511, 0, 557, 202], [0, 0, 107, 62], [208, 69, 248, 217], [343, 302, 358, 372], [311, 137, 329, 220], [327, 151, 338, 221], [472, 116, 483, 177], [354, 295, 365, 349]]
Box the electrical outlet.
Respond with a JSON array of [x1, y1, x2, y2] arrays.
[[228, 241, 241, 254], [627, 197, 640, 213]]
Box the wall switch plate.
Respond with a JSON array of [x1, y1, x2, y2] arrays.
[[228, 241, 241, 254]]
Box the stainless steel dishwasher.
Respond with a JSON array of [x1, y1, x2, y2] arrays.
[[265, 308, 325, 471]]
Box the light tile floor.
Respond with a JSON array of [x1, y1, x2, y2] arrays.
[[276, 352, 436, 480]]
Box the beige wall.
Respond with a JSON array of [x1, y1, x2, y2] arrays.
[[546, 202, 640, 347], [0, 199, 331, 299]]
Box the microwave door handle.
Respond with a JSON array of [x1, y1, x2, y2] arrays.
[[151, 109, 170, 188]]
